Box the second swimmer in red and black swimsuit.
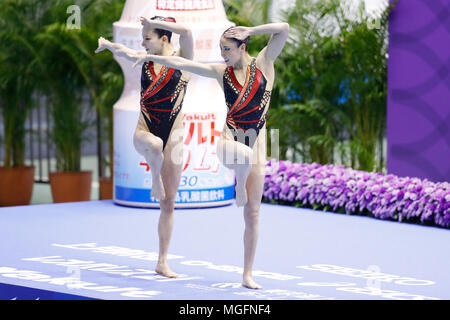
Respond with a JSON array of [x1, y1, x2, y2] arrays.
[[222, 57, 271, 148]]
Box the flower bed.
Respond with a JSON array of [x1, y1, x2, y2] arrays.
[[263, 160, 450, 228]]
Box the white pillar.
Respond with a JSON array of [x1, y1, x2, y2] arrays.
[[113, 0, 235, 207]]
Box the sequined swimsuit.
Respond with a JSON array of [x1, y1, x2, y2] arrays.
[[140, 60, 188, 150], [223, 58, 272, 148]]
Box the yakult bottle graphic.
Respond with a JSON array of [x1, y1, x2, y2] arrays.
[[113, 0, 235, 207]]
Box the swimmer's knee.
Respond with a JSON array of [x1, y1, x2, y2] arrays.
[[160, 198, 175, 212], [151, 137, 164, 153], [244, 205, 260, 223], [134, 134, 164, 156]]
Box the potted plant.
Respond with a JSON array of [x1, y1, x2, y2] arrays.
[[0, 1, 45, 206], [38, 23, 94, 203], [79, 1, 124, 200], [48, 89, 93, 203], [0, 79, 36, 206], [265, 0, 394, 171], [38, 0, 124, 202], [1, 0, 124, 204]]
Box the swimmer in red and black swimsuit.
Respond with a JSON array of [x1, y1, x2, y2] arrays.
[[223, 57, 272, 148], [140, 52, 188, 151], [132, 22, 289, 290], [96, 16, 193, 279]]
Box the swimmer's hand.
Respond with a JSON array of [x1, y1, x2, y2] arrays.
[[140, 16, 154, 29], [223, 26, 251, 41], [95, 37, 113, 54]]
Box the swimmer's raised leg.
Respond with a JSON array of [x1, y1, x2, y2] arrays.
[[133, 128, 166, 201]]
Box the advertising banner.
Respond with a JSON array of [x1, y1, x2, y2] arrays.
[[112, 0, 236, 207]]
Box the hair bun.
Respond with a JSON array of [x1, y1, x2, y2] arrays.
[[151, 16, 176, 23]]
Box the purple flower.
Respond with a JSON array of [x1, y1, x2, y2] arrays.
[[263, 160, 450, 228]]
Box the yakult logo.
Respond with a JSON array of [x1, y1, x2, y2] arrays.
[[180, 113, 221, 172]]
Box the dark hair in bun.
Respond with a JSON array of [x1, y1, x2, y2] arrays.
[[149, 16, 177, 42]]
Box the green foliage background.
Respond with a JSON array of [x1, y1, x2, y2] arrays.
[[224, 0, 395, 172], [0, 0, 124, 171]]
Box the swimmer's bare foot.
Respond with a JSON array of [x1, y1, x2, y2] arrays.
[[242, 276, 262, 290], [235, 185, 248, 207], [155, 262, 179, 278], [151, 176, 166, 200]]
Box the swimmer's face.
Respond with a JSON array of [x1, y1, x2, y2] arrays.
[[220, 36, 245, 66], [141, 28, 167, 55]]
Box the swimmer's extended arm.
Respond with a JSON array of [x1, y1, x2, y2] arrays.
[[133, 54, 224, 80], [224, 23, 290, 62], [140, 17, 194, 60], [94, 37, 146, 61]]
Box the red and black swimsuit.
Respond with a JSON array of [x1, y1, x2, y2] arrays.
[[140, 60, 188, 150], [223, 58, 271, 148]]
